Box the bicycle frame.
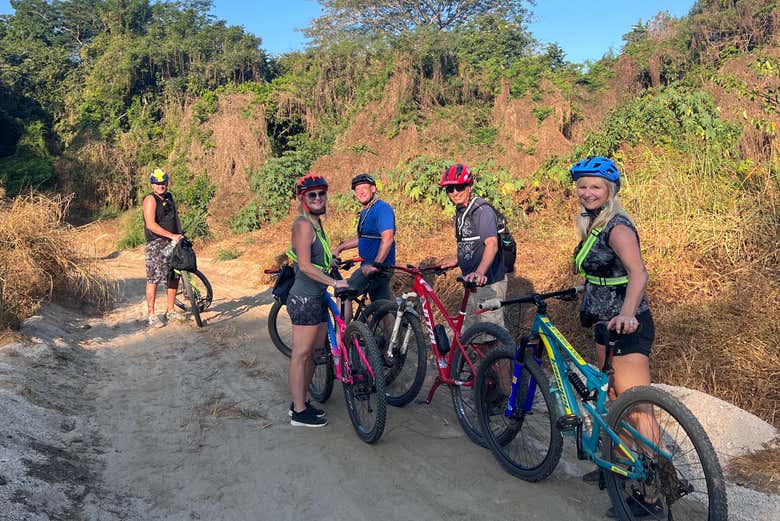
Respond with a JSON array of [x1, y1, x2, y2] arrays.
[[384, 265, 484, 403], [174, 269, 200, 297], [512, 309, 660, 481], [323, 291, 375, 385]]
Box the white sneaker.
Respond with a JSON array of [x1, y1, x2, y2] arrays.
[[165, 309, 186, 322], [147, 314, 165, 328]]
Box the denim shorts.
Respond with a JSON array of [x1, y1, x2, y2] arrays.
[[287, 294, 329, 326]]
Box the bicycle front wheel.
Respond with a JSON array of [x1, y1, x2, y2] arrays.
[[476, 347, 563, 481], [451, 322, 515, 447], [364, 300, 427, 407], [175, 269, 212, 312], [342, 321, 387, 444], [268, 299, 293, 357], [603, 385, 728, 521], [180, 273, 203, 327]]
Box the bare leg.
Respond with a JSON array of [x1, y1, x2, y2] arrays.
[[289, 323, 323, 413], [166, 278, 179, 312], [146, 282, 158, 314]]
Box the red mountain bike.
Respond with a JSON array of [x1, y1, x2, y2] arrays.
[[369, 263, 514, 446]]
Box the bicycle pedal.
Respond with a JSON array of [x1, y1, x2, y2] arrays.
[[556, 414, 582, 432]]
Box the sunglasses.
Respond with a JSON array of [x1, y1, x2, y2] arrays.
[[445, 184, 470, 194], [305, 190, 328, 200]]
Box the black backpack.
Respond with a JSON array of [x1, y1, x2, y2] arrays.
[[271, 264, 295, 304], [455, 198, 517, 273], [170, 238, 197, 272]]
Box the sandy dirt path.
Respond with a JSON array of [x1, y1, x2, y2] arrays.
[[73, 250, 610, 521]]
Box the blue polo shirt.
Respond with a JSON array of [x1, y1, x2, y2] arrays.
[[357, 199, 396, 266]]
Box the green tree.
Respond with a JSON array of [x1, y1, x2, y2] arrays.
[[307, 0, 533, 42]]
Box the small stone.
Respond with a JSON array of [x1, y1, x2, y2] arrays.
[[0, 475, 7, 486]]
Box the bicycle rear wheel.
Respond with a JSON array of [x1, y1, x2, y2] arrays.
[[342, 321, 386, 444], [180, 274, 203, 327], [268, 299, 293, 357], [476, 347, 563, 481], [364, 300, 427, 407], [451, 322, 515, 447], [308, 343, 334, 403], [175, 269, 212, 312], [603, 386, 727, 521]]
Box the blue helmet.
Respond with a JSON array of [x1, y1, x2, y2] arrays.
[[569, 157, 620, 191]]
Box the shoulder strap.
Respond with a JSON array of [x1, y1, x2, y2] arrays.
[[286, 223, 333, 272], [357, 200, 382, 240], [574, 227, 629, 286], [574, 227, 602, 276], [455, 197, 481, 240]]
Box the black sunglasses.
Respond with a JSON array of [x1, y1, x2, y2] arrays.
[[305, 190, 328, 200], [445, 184, 470, 194]]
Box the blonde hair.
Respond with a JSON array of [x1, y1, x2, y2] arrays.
[[297, 202, 324, 233], [575, 177, 632, 241]]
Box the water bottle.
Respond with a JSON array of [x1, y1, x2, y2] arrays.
[[162, 238, 179, 257]]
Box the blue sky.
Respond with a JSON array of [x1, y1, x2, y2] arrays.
[[0, 1, 695, 63]]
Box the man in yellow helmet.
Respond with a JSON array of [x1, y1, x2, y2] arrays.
[[143, 168, 184, 327]]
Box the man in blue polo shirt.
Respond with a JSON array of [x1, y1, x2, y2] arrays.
[[333, 173, 396, 309]]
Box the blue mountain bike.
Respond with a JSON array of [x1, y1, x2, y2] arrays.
[[474, 287, 727, 521]]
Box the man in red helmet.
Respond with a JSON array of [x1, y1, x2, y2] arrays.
[[439, 163, 507, 329]]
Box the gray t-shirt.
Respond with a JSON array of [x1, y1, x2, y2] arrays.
[[455, 197, 506, 284], [578, 215, 650, 323], [290, 217, 329, 297]]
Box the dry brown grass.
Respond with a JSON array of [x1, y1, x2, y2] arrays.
[[726, 441, 780, 494], [0, 192, 117, 328]]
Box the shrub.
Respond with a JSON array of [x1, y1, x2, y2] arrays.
[[0, 193, 117, 328], [214, 248, 241, 261]]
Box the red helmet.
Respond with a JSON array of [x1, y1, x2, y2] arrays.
[[295, 174, 328, 195], [439, 163, 473, 187]]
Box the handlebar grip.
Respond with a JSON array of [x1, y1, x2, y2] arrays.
[[479, 298, 502, 311]]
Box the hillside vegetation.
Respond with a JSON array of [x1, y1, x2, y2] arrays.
[[0, 0, 778, 426]]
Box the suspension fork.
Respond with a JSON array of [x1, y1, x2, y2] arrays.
[[386, 292, 417, 359], [506, 335, 542, 416]]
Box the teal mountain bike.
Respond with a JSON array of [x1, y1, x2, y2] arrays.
[[474, 287, 727, 521]]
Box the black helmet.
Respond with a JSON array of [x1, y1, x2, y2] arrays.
[[351, 173, 376, 190]]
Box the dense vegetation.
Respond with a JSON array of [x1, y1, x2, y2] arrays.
[[0, 0, 778, 428]]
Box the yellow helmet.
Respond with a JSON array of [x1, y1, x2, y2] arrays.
[[149, 168, 169, 184]]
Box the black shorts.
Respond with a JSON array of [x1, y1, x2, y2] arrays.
[[346, 268, 392, 302], [287, 294, 329, 326], [594, 310, 654, 357]]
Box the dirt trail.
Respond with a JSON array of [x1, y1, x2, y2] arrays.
[[1, 249, 778, 520]]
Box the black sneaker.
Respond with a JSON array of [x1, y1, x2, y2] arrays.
[[606, 495, 663, 518], [290, 407, 328, 428], [288, 401, 326, 418]]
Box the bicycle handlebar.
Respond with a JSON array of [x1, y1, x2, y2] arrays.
[[478, 285, 585, 312], [264, 256, 363, 277], [373, 261, 454, 277]]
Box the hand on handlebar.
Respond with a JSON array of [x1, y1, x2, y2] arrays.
[[361, 264, 378, 277], [333, 279, 349, 289], [607, 314, 640, 335], [464, 271, 487, 287]]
